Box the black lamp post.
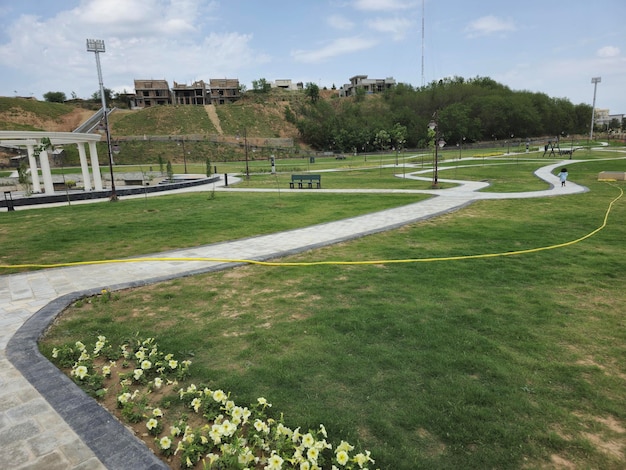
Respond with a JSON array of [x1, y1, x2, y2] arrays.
[[178, 139, 188, 174], [428, 113, 446, 188]]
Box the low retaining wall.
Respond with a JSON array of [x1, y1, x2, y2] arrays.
[[1, 176, 220, 209]]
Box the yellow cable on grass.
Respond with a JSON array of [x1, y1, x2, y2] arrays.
[[2, 185, 623, 270]]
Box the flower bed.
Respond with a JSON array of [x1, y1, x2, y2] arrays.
[[47, 334, 378, 470]]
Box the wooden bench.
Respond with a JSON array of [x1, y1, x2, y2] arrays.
[[290, 174, 321, 189]]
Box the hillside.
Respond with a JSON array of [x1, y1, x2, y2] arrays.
[[0, 90, 314, 167], [0, 97, 95, 132]]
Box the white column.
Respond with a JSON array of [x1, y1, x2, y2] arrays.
[[38, 147, 55, 194], [26, 144, 42, 193], [77, 143, 92, 191], [88, 141, 103, 190]]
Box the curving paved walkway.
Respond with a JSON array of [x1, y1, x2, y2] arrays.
[[0, 159, 587, 469]]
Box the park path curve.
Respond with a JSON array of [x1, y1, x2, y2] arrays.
[[0, 159, 587, 469]]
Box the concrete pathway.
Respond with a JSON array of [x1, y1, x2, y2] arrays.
[[0, 159, 587, 469]]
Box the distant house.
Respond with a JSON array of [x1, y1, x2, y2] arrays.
[[133, 79, 172, 108], [172, 80, 208, 105], [209, 79, 240, 105], [339, 75, 396, 97], [271, 79, 303, 91]]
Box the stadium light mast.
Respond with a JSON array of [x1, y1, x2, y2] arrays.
[[589, 77, 601, 142], [86, 38, 117, 201]]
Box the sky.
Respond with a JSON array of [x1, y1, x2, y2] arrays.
[[0, 0, 624, 113]]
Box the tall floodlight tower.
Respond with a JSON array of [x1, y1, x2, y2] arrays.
[[86, 38, 117, 201], [421, 0, 425, 87], [589, 77, 601, 141]]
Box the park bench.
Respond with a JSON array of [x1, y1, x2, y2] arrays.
[[290, 174, 321, 189]]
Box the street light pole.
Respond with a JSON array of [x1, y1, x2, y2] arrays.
[[179, 139, 188, 173], [86, 38, 117, 201], [428, 112, 445, 188], [244, 128, 250, 180], [590, 77, 601, 141]]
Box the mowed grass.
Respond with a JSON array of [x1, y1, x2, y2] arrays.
[[39, 156, 626, 469], [0, 191, 425, 272]]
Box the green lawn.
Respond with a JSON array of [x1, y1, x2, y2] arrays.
[[0, 191, 426, 272], [30, 153, 626, 469]]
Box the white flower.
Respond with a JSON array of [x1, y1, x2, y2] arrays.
[[154, 377, 163, 389], [152, 408, 163, 417], [141, 360, 152, 370], [146, 418, 159, 430], [73, 365, 88, 380], [265, 452, 284, 470], [101, 365, 111, 377], [336, 450, 349, 466], [212, 389, 226, 403], [52, 348, 59, 358], [191, 397, 202, 412], [257, 397, 272, 407], [159, 436, 172, 450], [302, 433, 315, 448], [168, 359, 178, 369], [117, 392, 132, 404], [133, 369, 144, 381], [93, 340, 105, 354], [307, 446, 319, 462]]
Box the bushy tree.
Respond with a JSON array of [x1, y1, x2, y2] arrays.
[[43, 91, 66, 103], [304, 82, 320, 103], [251, 78, 271, 93]]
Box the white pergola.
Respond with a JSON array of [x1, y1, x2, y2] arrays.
[[0, 131, 104, 194]]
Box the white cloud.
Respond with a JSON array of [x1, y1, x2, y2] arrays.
[[597, 46, 620, 58], [366, 17, 412, 40], [328, 14, 355, 31], [465, 15, 516, 37], [292, 36, 378, 63], [353, 0, 417, 11]]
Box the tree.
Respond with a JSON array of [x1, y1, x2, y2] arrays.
[[304, 82, 320, 103], [251, 78, 271, 93], [43, 91, 66, 103], [374, 129, 391, 152], [91, 87, 113, 102]]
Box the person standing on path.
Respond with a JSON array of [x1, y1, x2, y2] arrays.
[[559, 168, 568, 187]]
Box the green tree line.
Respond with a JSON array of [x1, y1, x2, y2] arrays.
[[288, 76, 592, 152]]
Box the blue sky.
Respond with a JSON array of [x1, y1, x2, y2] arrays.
[[0, 0, 624, 113]]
